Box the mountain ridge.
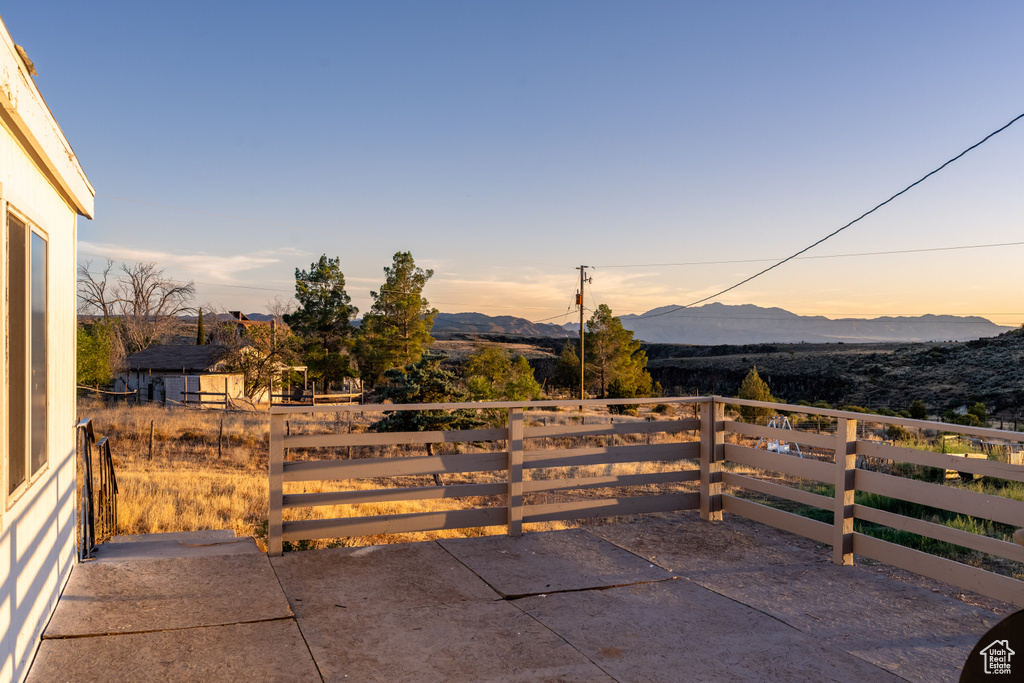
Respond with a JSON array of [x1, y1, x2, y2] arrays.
[[612, 302, 1010, 344], [222, 304, 1010, 345]]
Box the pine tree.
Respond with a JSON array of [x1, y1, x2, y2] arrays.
[[909, 400, 927, 420], [196, 308, 205, 345], [585, 304, 653, 400], [356, 251, 437, 387], [370, 354, 481, 483], [737, 366, 775, 423], [553, 343, 582, 392], [464, 347, 542, 402], [284, 255, 357, 353]]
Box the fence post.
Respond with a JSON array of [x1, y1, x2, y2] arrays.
[[269, 412, 285, 556], [507, 407, 524, 536], [149, 420, 154, 460], [832, 417, 857, 565], [700, 399, 724, 521]]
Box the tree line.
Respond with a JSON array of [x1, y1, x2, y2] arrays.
[[76, 251, 658, 408]]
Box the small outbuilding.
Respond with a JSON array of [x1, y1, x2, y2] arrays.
[[119, 345, 245, 406]]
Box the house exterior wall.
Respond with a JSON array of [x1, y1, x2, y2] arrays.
[[0, 16, 93, 683]]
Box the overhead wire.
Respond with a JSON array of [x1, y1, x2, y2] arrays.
[[90, 113, 1024, 325], [593, 240, 1024, 269], [528, 272, 591, 325], [631, 112, 1024, 320], [585, 278, 602, 317]]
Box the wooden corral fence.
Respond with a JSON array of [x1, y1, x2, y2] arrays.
[[268, 397, 1024, 606], [269, 387, 363, 406], [723, 398, 1024, 606], [269, 397, 703, 555]]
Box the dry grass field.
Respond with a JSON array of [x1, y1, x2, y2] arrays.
[[78, 396, 703, 551]]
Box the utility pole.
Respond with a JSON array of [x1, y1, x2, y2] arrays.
[[576, 265, 592, 408]]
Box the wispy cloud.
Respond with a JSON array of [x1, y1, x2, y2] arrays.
[[78, 241, 290, 282]]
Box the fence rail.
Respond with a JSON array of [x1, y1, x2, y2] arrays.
[[268, 396, 1024, 606], [269, 397, 703, 554]]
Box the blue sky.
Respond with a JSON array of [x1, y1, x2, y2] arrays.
[[5, 2, 1024, 325]]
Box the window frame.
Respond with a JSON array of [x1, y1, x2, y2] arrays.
[[4, 202, 50, 509]]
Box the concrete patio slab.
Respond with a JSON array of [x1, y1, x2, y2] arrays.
[[273, 539, 612, 681], [90, 536, 259, 562], [44, 553, 292, 637], [108, 530, 238, 544], [271, 540, 499, 612], [28, 619, 319, 683], [517, 579, 902, 682], [438, 528, 672, 597], [292, 597, 612, 682], [30, 517, 1006, 682], [592, 513, 1001, 682]]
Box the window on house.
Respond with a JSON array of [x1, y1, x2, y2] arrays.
[[6, 211, 47, 498], [31, 232, 47, 475]]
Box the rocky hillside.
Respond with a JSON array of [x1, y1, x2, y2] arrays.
[[643, 328, 1024, 420], [424, 330, 1024, 420]]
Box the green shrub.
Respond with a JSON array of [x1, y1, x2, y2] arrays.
[[885, 424, 915, 443], [736, 366, 775, 423]]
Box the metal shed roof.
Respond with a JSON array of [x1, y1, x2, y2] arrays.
[[126, 345, 231, 372]]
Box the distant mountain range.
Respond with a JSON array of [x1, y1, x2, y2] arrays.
[[431, 312, 574, 338], [220, 304, 1010, 345], [614, 303, 1012, 344]]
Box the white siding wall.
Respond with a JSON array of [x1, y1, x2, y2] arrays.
[[0, 16, 93, 683]]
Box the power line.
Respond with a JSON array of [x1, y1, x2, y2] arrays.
[[585, 279, 601, 313], [633, 112, 1024, 320], [531, 299, 577, 324], [529, 273, 589, 324], [593, 240, 1024, 269]]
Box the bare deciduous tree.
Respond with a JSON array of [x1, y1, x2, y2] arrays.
[[223, 323, 299, 400], [266, 295, 295, 326], [76, 259, 117, 317], [77, 259, 196, 354]]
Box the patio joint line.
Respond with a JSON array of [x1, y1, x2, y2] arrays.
[[580, 527, 681, 573], [588, 527, 914, 682], [41, 615, 296, 641], [502, 576, 679, 601], [433, 539, 506, 597], [269, 557, 327, 683], [502, 590, 624, 683], [432, 541, 627, 683]]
